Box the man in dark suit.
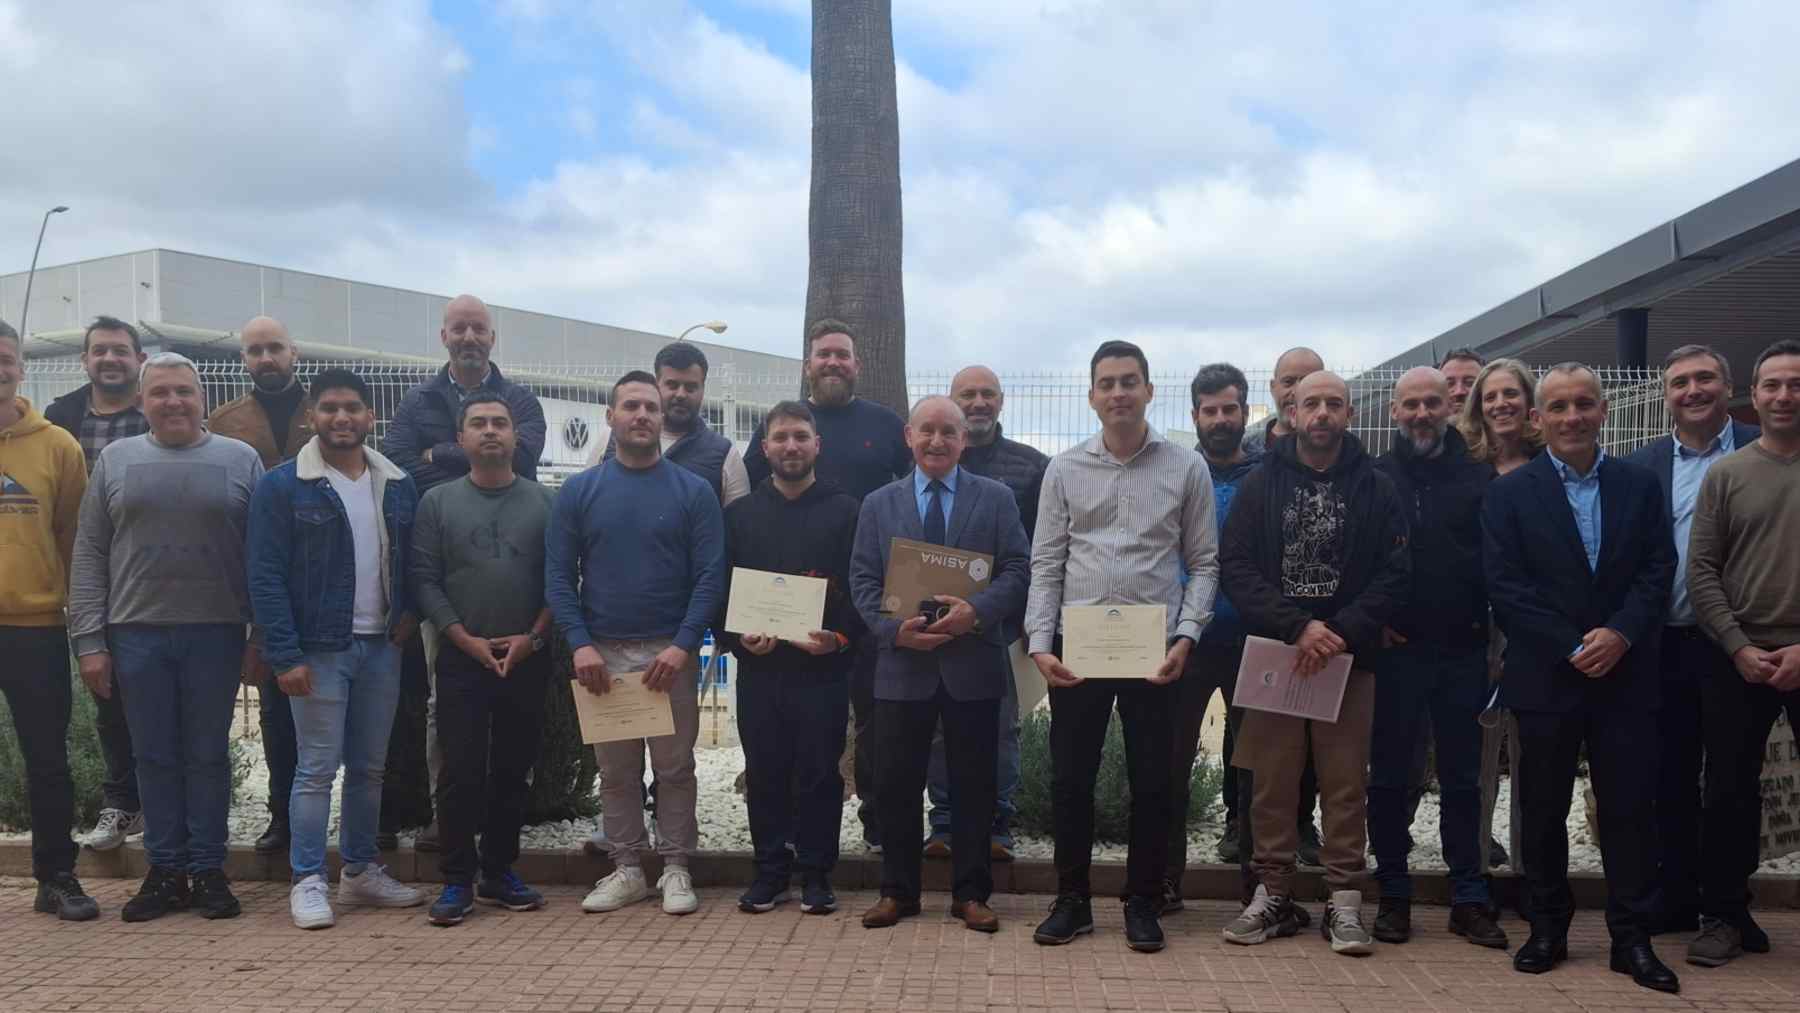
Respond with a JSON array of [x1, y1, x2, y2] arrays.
[[849, 395, 1031, 933], [1624, 344, 1761, 941], [1484, 363, 1678, 993]]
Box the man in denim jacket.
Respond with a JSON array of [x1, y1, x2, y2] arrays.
[[247, 368, 424, 930]]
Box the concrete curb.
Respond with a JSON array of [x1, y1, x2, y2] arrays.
[[6, 840, 1798, 909]]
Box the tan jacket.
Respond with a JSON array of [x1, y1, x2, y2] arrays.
[[209, 388, 313, 468]]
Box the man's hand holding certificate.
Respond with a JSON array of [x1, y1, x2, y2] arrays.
[[1060, 605, 1174, 681], [570, 671, 677, 744], [725, 567, 829, 642], [1233, 634, 1354, 722]]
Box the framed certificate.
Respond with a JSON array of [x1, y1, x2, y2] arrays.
[[1232, 635, 1354, 722], [1062, 604, 1166, 679], [570, 673, 677, 744], [724, 567, 829, 641]]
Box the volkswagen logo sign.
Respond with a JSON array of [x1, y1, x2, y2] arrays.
[[563, 416, 591, 452]]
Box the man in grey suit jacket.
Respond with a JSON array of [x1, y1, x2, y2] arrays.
[[849, 396, 1031, 934], [1623, 343, 1761, 943]]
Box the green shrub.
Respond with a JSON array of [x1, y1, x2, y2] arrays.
[[1012, 707, 1223, 842], [524, 638, 600, 823]]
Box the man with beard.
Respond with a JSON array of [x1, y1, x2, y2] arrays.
[[1242, 347, 1324, 457], [722, 401, 861, 916], [208, 316, 311, 857], [384, 294, 546, 851], [1365, 368, 1507, 949], [45, 316, 149, 853], [917, 365, 1047, 863], [1440, 349, 1485, 417], [249, 369, 424, 930], [1220, 371, 1408, 957], [551, 371, 724, 918], [1485, 364, 1676, 992], [1626, 344, 1760, 942], [588, 341, 750, 506], [744, 319, 910, 850]]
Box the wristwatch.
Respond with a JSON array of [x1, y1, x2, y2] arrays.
[[529, 631, 547, 653]]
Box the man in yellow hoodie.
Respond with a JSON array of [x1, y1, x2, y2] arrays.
[[0, 320, 98, 920]]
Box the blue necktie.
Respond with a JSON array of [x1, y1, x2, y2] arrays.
[[924, 479, 947, 545]]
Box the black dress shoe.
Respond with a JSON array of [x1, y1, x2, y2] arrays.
[[1033, 894, 1094, 945], [1373, 897, 1410, 943], [1512, 933, 1567, 974], [253, 818, 289, 856], [1449, 902, 1509, 949], [1611, 941, 1680, 994]]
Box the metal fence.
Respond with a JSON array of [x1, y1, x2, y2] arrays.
[[21, 357, 1668, 483]]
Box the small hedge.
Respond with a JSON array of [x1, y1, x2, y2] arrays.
[[1012, 707, 1223, 842]]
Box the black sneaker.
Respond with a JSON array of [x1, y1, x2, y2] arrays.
[[1449, 901, 1509, 949], [34, 873, 99, 922], [1033, 894, 1094, 945], [1123, 895, 1165, 953], [191, 870, 241, 920], [253, 817, 290, 856], [739, 877, 791, 914], [800, 875, 836, 915], [1159, 877, 1184, 914], [1297, 821, 1323, 869], [477, 869, 546, 911], [428, 884, 474, 926], [1487, 836, 1510, 869], [122, 867, 190, 923], [1215, 817, 1241, 863], [1373, 897, 1411, 943]]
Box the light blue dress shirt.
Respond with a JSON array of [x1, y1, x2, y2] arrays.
[[1547, 447, 1606, 573], [913, 466, 959, 525], [1667, 421, 1736, 626]]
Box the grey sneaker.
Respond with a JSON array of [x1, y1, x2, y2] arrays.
[[1687, 916, 1744, 968], [1323, 890, 1374, 956], [82, 808, 143, 851], [1222, 884, 1304, 946]]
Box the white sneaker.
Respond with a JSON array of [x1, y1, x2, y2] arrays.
[[582, 866, 650, 913], [337, 865, 424, 908], [83, 808, 144, 851], [659, 867, 698, 915], [290, 875, 335, 930]]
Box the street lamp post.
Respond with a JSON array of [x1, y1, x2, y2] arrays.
[[674, 320, 728, 343], [18, 205, 70, 341]]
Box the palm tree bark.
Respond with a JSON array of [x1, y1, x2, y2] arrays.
[[806, 0, 907, 415]]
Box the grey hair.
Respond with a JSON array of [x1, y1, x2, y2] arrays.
[[140, 351, 200, 386]]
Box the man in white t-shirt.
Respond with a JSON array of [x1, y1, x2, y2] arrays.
[[247, 369, 426, 930]]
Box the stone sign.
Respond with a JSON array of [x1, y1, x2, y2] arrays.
[[1759, 712, 1800, 862]]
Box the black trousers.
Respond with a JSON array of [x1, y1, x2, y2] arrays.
[[89, 656, 138, 813], [850, 637, 879, 842], [1699, 651, 1800, 920], [0, 626, 78, 880], [737, 666, 849, 880], [875, 686, 998, 903], [1652, 626, 1715, 921], [434, 640, 550, 886], [258, 668, 297, 822], [1514, 704, 1658, 946], [1049, 650, 1174, 901], [1167, 636, 1239, 881]]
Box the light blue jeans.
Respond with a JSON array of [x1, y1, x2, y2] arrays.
[[287, 636, 402, 879]]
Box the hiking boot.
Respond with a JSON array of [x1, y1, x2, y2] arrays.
[[1687, 916, 1744, 967], [1322, 889, 1373, 955], [477, 869, 545, 911], [191, 869, 241, 920], [1123, 895, 1165, 953], [428, 884, 474, 926], [738, 877, 790, 914], [1032, 894, 1094, 945], [1159, 877, 1184, 914], [253, 816, 289, 856], [1297, 821, 1324, 869], [122, 867, 189, 923], [338, 865, 423, 908], [34, 873, 99, 922], [83, 807, 143, 851], [582, 866, 649, 913], [1222, 884, 1305, 946], [1450, 901, 1509, 948], [290, 874, 334, 930], [1215, 817, 1241, 863], [800, 875, 836, 915], [1373, 896, 1411, 943]]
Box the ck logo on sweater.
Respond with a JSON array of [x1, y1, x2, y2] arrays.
[[0, 471, 39, 516]]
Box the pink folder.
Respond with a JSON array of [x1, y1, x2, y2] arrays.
[[1233, 635, 1354, 723]]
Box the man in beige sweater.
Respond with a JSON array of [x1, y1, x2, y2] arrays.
[[1686, 338, 1800, 969]]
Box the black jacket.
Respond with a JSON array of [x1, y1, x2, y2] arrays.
[[959, 424, 1049, 542], [719, 478, 862, 676], [1219, 432, 1411, 657], [44, 383, 99, 435], [1374, 426, 1490, 647], [382, 363, 547, 492]]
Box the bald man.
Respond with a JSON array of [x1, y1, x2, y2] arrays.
[[1365, 368, 1506, 948], [209, 315, 314, 856], [1242, 347, 1324, 456], [1220, 371, 1409, 956], [383, 294, 548, 850]]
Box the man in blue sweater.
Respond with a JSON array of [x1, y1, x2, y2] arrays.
[[547, 370, 726, 918]]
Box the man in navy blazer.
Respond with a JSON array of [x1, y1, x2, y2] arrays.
[[1623, 344, 1761, 940], [1484, 363, 1678, 992], [849, 395, 1031, 933]]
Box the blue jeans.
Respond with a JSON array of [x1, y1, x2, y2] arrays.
[[926, 666, 1019, 845], [109, 623, 245, 874], [1367, 641, 1489, 905], [287, 636, 402, 879]]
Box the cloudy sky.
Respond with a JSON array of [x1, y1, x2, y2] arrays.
[[5, 0, 1799, 372]]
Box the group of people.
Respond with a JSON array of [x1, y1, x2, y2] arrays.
[[2, 304, 1798, 996]]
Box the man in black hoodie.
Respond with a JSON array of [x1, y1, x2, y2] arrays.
[[1366, 367, 1507, 949], [1220, 371, 1410, 956], [721, 401, 863, 916]]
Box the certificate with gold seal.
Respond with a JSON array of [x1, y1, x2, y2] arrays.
[[724, 567, 829, 641], [1062, 604, 1166, 679]]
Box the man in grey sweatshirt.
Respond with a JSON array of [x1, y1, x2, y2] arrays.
[[69, 352, 264, 923]]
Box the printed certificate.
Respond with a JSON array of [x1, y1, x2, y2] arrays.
[[724, 567, 829, 641], [1062, 604, 1166, 679], [570, 672, 676, 744], [1232, 635, 1354, 722]]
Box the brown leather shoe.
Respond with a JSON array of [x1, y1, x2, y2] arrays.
[[952, 900, 1000, 933], [862, 896, 921, 928]]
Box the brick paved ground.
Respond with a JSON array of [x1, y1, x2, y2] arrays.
[[4, 877, 1800, 1012]]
